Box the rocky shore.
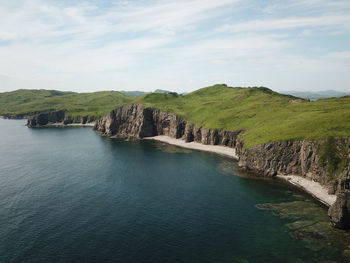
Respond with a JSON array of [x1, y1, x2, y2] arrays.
[[145, 135, 238, 159], [93, 103, 350, 229], [26, 110, 96, 127], [148, 136, 337, 207], [276, 175, 336, 206], [25, 103, 350, 229]]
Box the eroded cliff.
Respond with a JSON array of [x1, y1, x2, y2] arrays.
[[27, 110, 95, 127], [94, 103, 350, 229], [94, 104, 242, 146]]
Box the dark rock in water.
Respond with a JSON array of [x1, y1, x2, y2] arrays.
[[329, 177, 350, 229], [329, 191, 350, 229], [257, 200, 350, 258]]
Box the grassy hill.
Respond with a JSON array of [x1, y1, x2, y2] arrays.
[[0, 89, 74, 112], [2, 85, 350, 147], [137, 84, 350, 147], [0, 90, 134, 119]]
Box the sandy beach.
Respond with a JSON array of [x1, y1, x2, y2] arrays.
[[146, 135, 336, 207], [277, 174, 336, 206], [145, 135, 238, 159]]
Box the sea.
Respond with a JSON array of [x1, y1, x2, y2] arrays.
[[1, 119, 349, 263]]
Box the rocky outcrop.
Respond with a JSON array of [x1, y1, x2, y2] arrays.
[[27, 110, 65, 126], [328, 190, 350, 229], [95, 103, 350, 229], [94, 104, 242, 147], [27, 110, 95, 127], [236, 139, 350, 229], [328, 174, 350, 229], [236, 139, 348, 183]]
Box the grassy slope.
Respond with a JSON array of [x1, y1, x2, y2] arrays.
[[0, 90, 134, 119], [2, 85, 350, 147], [137, 84, 350, 147], [0, 89, 74, 113]]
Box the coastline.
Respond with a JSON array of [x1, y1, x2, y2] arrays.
[[145, 135, 238, 159], [276, 175, 336, 206], [42, 122, 95, 127], [145, 135, 336, 207]]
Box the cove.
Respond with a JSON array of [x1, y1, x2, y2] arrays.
[[1, 119, 350, 263]]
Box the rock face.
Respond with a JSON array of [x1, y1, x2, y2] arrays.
[[328, 190, 350, 229], [27, 111, 95, 127], [94, 104, 242, 146], [95, 103, 350, 229], [236, 140, 345, 182], [27, 110, 65, 126]]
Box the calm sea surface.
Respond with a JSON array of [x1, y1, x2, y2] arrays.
[[1, 119, 349, 263]]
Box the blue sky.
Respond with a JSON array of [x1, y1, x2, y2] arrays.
[[0, 0, 349, 93]]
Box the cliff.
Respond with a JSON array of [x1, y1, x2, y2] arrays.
[[94, 103, 350, 229], [94, 104, 242, 146], [27, 110, 95, 127]]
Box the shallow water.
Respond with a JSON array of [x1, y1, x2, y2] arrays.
[[0, 119, 349, 263]]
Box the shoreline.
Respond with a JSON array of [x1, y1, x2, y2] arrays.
[[1, 118, 96, 127], [145, 135, 238, 159], [4, 118, 337, 208], [145, 135, 336, 207], [40, 122, 95, 127], [276, 175, 336, 207]]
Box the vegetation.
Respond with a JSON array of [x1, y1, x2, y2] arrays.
[[2, 84, 350, 147], [319, 137, 349, 177], [0, 89, 74, 110], [137, 84, 350, 147], [0, 90, 134, 119]]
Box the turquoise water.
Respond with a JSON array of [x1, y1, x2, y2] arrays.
[[0, 119, 349, 263]]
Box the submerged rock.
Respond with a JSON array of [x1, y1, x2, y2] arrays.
[[256, 200, 350, 260]]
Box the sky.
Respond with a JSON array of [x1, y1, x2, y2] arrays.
[[0, 0, 349, 93]]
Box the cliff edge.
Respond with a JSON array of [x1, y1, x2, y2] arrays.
[[27, 110, 95, 127], [94, 103, 350, 229]]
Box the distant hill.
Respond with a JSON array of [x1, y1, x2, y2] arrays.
[[119, 90, 149, 96], [0, 89, 75, 107], [153, 89, 172, 94], [119, 89, 174, 96], [3, 85, 350, 147], [0, 90, 133, 119], [282, 90, 350, 100], [0, 88, 177, 118]]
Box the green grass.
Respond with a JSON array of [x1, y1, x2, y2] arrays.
[[0, 89, 74, 112], [0, 90, 134, 119], [2, 85, 350, 147], [137, 84, 350, 147]]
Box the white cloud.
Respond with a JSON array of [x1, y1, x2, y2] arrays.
[[0, 0, 349, 92], [218, 15, 350, 33], [0, 0, 240, 43], [326, 51, 350, 59], [169, 34, 290, 66], [262, 0, 350, 14]]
